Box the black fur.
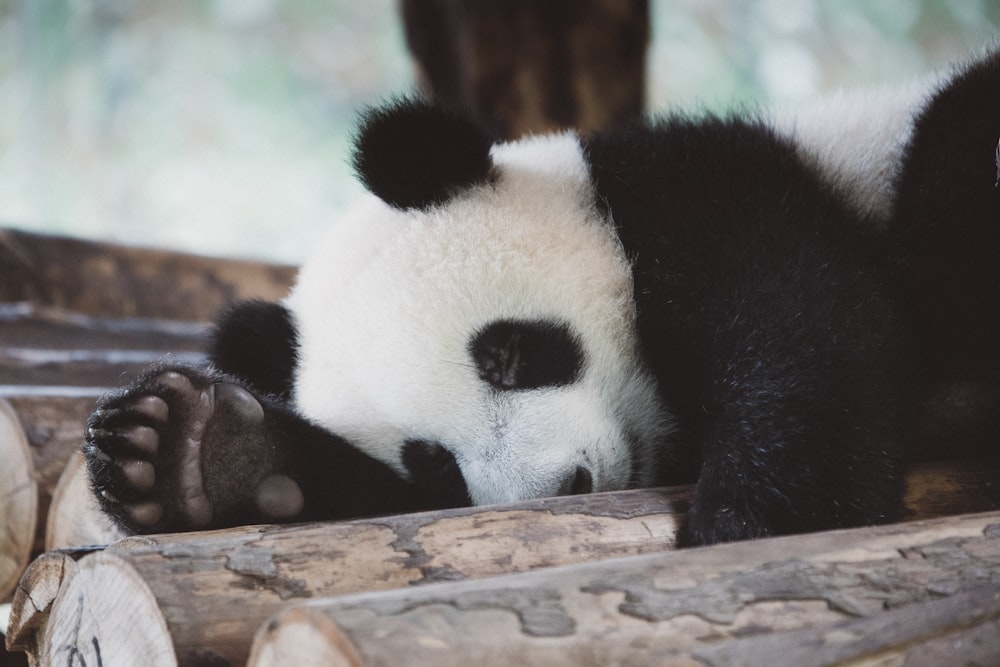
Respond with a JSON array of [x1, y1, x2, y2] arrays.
[[402, 439, 472, 507], [208, 299, 299, 398], [469, 319, 584, 390], [585, 115, 910, 544], [353, 99, 495, 210], [891, 49, 1000, 456]]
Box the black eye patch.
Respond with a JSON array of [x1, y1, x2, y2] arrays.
[[469, 319, 584, 390]]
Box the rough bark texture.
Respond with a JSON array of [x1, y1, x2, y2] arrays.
[[401, 0, 649, 139], [11, 500, 1000, 665], [0, 228, 295, 321], [18, 487, 689, 665], [247, 512, 1000, 666]]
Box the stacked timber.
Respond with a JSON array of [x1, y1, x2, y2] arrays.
[[0, 229, 296, 609], [6, 508, 1000, 666]]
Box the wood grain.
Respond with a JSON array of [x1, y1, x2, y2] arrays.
[[247, 511, 1000, 666]]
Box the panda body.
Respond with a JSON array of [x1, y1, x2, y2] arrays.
[[85, 47, 1000, 546], [280, 100, 911, 543]]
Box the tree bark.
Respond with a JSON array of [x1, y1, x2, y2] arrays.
[[245, 511, 1000, 667], [19, 487, 690, 665], [0, 228, 295, 321], [401, 0, 649, 139], [11, 484, 1000, 666]]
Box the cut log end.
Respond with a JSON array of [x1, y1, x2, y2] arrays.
[[0, 399, 38, 602], [39, 552, 175, 667], [46, 451, 127, 552], [5, 551, 80, 653], [248, 606, 365, 667]]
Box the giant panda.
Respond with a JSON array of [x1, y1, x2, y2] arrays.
[[85, 47, 999, 546]]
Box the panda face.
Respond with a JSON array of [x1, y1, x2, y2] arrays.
[[284, 125, 671, 504]]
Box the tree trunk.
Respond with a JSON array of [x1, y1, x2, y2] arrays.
[[401, 0, 649, 139]]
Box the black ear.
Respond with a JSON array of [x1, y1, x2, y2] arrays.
[[353, 99, 495, 209]]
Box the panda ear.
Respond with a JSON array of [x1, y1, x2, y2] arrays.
[[352, 99, 496, 210]]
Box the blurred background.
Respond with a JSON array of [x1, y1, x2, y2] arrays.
[[0, 0, 997, 262]]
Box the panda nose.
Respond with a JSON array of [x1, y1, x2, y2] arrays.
[[557, 466, 593, 496]]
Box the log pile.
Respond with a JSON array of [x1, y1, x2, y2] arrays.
[[0, 228, 298, 667], [7, 509, 1000, 666], [3, 229, 1000, 666]]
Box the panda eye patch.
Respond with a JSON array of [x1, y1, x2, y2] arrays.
[[469, 319, 584, 390]]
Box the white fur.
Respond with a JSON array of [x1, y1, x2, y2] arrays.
[[769, 72, 943, 226], [285, 132, 671, 504]]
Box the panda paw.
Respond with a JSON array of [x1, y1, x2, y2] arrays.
[[85, 365, 301, 533]]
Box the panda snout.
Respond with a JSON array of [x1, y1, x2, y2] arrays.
[[556, 465, 593, 496]]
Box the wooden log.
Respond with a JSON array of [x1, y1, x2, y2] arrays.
[[0, 347, 205, 386], [45, 452, 126, 552], [903, 456, 1000, 519], [0, 391, 105, 558], [401, 0, 649, 139], [23, 487, 690, 665], [673, 582, 1000, 667], [246, 511, 1000, 667], [4, 547, 104, 662], [0, 228, 296, 320], [0, 401, 37, 603], [15, 458, 1000, 667], [0, 302, 209, 351]]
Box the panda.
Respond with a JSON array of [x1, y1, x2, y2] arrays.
[[85, 47, 999, 546]]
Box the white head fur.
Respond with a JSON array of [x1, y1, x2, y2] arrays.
[[285, 122, 670, 504]]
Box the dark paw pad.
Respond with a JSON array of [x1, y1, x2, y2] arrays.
[[85, 368, 270, 532]]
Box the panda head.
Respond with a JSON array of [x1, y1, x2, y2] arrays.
[[284, 99, 671, 504]]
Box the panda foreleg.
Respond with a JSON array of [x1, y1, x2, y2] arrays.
[[84, 364, 432, 534]]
